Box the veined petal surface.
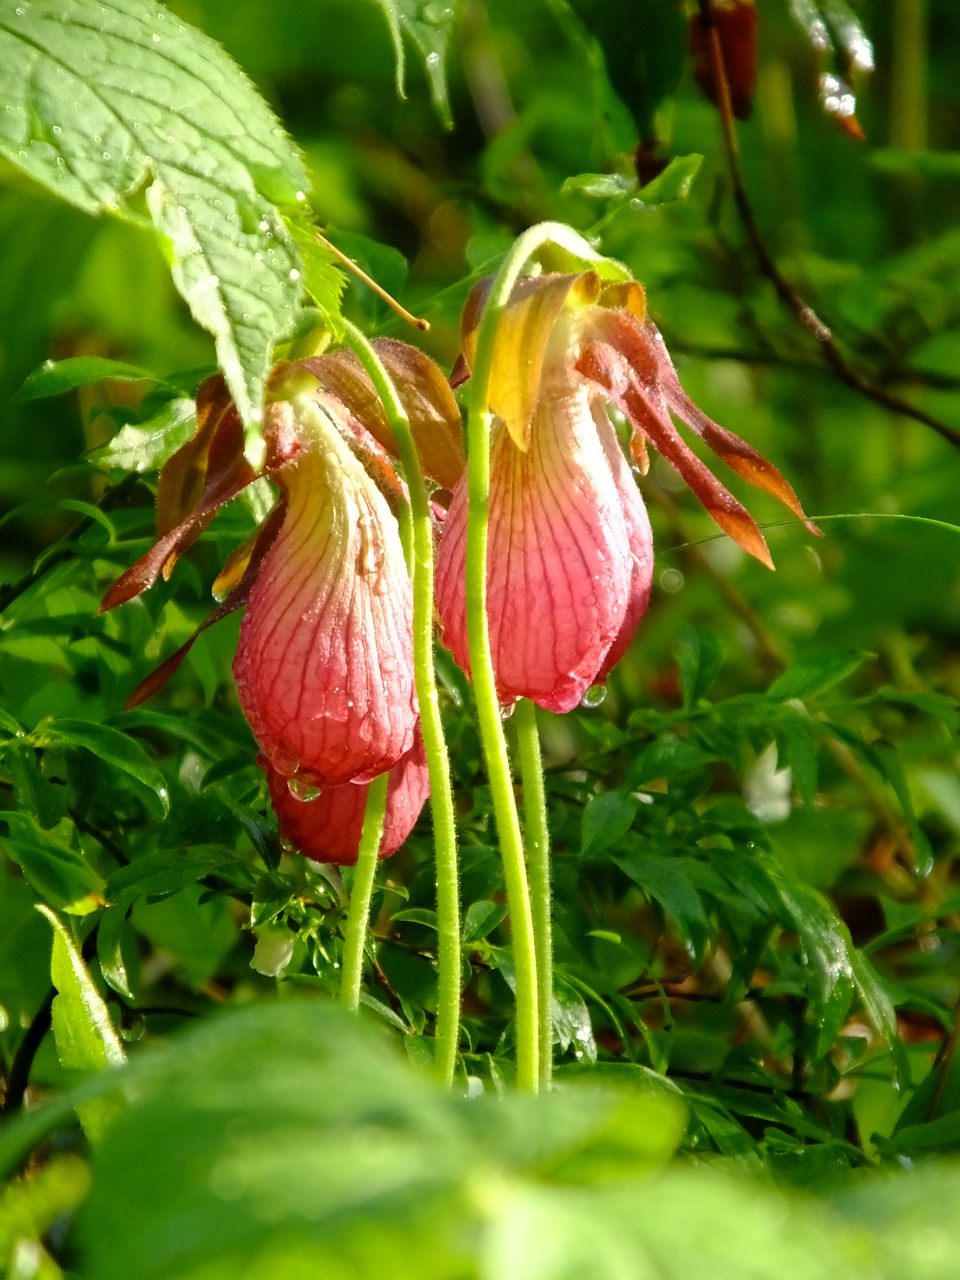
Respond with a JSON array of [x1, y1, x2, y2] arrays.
[[265, 727, 429, 866], [436, 368, 636, 713], [234, 394, 417, 787]]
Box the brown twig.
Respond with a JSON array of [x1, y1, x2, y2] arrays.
[[699, 1, 960, 451], [315, 233, 430, 332]]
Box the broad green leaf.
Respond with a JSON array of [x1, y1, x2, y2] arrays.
[[0, 0, 310, 454], [462, 899, 507, 944], [870, 741, 935, 877], [0, 706, 23, 735], [86, 398, 197, 473], [1, 813, 105, 915], [675, 626, 725, 709], [37, 905, 125, 1143], [551, 974, 596, 1062], [104, 847, 235, 900], [581, 790, 638, 858], [769, 651, 868, 701], [561, 171, 635, 200], [772, 874, 854, 1058], [390, 907, 440, 930], [372, 0, 464, 127], [1, 738, 64, 829], [635, 153, 704, 205], [849, 948, 904, 1072], [31, 718, 169, 819], [614, 852, 711, 963], [13, 356, 178, 403], [96, 895, 136, 1001]]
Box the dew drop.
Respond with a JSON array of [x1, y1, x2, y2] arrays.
[[102, 151, 111, 160], [52, 125, 61, 135], [287, 774, 323, 803], [500, 702, 515, 721], [258, 217, 270, 232], [151, 31, 160, 41], [580, 684, 607, 709], [288, 268, 301, 282], [295, 190, 306, 202], [659, 567, 685, 594], [425, 51, 440, 67]]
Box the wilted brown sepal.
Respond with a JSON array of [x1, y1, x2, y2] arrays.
[[123, 503, 285, 708], [300, 340, 465, 491]]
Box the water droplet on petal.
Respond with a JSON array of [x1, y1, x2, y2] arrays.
[[287, 774, 323, 802], [580, 684, 607, 709]]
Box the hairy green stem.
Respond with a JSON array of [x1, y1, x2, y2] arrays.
[[343, 321, 462, 1086], [339, 772, 389, 1013], [514, 697, 553, 1088], [464, 221, 594, 1090]]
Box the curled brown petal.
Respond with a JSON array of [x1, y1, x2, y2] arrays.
[[641, 319, 822, 537], [577, 313, 775, 568], [300, 339, 465, 491], [123, 503, 286, 708]]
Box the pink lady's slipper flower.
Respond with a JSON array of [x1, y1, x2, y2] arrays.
[[436, 271, 818, 712], [265, 726, 430, 866], [102, 342, 463, 863]]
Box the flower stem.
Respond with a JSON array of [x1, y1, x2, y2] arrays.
[[464, 221, 589, 1091], [514, 697, 553, 1088], [339, 771, 389, 1013], [343, 321, 462, 1088]]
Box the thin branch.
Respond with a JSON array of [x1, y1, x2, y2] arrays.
[[699, 1, 960, 451], [1, 988, 55, 1117], [662, 337, 960, 393]]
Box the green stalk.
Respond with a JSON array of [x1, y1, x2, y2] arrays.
[[514, 697, 553, 1088], [343, 321, 462, 1087], [339, 772, 389, 1013], [463, 221, 593, 1090]]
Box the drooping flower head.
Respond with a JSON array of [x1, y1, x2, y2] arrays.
[[436, 270, 818, 712], [101, 340, 463, 863]]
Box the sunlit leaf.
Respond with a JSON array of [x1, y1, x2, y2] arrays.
[[768, 651, 868, 701], [31, 719, 169, 820], [1, 813, 105, 916], [86, 399, 198, 474], [37, 905, 125, 1143], [0, 0, 310, 453], [13, 356, 179, 403]]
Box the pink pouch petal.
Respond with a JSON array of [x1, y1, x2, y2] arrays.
[[266, 726, 429, 865], [234, 394, 418, 787]]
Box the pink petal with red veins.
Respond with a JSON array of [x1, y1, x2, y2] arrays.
[[436, 371, 635, 713], [234, 394, 417, 788], [591, 398, 654, 682], [266, 726, 429, 866]]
